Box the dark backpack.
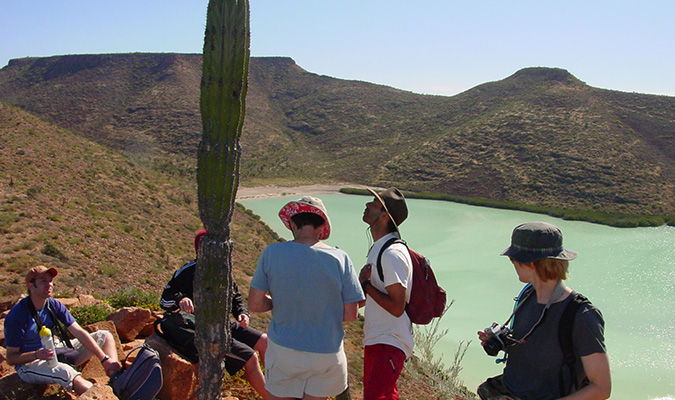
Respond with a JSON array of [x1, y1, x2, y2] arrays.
[[376, 238, 447, 324], [514, 285, 591, 396], [110, 343, 163, 400], [154, 311, 199, 364], [558, 292, 592, 395]]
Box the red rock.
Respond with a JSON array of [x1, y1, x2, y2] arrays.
[[107, 307, 153, 342]]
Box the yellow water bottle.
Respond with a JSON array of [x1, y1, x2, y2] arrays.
[[39, 326, 58, 368]]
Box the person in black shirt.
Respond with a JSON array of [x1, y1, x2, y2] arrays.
[[161, 230, 269, 400]]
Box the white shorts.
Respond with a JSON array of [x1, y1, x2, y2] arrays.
[[265, 338, 348, 398], [17, 330, 109, 392]]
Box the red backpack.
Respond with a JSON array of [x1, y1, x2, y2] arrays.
[[376, 238, 447, 324]]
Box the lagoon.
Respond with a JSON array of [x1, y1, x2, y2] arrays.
[[240, 193, 674, 400]]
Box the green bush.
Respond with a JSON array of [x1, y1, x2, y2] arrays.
[[71, 304, 111, 325], [107, 287, 160, 310], [42, 242, 67, 261]]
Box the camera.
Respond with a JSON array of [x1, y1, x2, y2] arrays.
[[483, 322, 519, 356]]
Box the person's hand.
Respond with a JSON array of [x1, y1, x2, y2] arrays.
[[102, 357, 122, 377], [359, 264, 372, 283], [477, 323, 497, 346], [35, 347, 54, 361], [477, 330, 490, 346], [237, 314, 250, 328], [179, 297, 194, 314]]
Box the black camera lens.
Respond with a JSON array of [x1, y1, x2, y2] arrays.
[[483, 336, 504, 356]]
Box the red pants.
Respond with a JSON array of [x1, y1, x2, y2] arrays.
[[363, 344, 406, 400]]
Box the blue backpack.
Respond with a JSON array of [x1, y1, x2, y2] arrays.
[[110, 343, 163, 400]]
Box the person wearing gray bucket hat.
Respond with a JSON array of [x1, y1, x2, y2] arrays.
[[359, 188, 413, 399], [500, 221, 577, 265], [476, 222, 611, 400], [248, 196, 364, 399]]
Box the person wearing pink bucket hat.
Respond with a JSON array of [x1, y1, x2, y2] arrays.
[[249, 196, 364, 400]]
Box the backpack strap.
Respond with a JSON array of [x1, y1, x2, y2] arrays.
[[46, 300, 73, 348], [375, 237, 405, 282], [558, 292, 591, 395], [26, 297, 73, 348]]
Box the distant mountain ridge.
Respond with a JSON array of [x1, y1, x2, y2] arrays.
[[1, 53, 673, 218]]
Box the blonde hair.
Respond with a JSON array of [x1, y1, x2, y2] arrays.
[[532, 258, 569, 281]]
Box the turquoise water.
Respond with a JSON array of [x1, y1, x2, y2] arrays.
[[240, 193, 675, 400]]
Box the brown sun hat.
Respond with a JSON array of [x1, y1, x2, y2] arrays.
[[367, 187, 408, 230]]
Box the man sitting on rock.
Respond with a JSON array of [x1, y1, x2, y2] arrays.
[[3, 265, 122, 395], [159, 229, 269, 400]]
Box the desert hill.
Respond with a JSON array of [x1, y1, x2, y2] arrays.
[[0, 102, 278, 300], [0, 53, 674, 219]]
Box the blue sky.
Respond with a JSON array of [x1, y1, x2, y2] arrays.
[[1, 0, 673, 96]]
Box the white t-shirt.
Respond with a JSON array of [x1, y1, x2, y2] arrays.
[[363, 232, 414, 357]]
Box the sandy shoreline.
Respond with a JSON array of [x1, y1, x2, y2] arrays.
[[236, 183, 374, 200]]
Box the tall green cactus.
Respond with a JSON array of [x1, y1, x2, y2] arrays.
[[195, 1, 250, 399]]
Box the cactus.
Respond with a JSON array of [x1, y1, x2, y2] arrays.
[[194, 1, 250, 399]]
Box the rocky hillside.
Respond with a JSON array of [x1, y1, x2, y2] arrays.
[[0, 102, 277, 300], [1, 54, 673, 219]]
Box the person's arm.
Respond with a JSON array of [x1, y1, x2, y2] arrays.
[[231, 281, 249, 319], [248, 287, 273, 313], [362, 281, 407, 317], [160, 262, 194, 312], [5, 345, 55, 365], [67, 322, 121, 374], [559, 352, 611, 400], [343, 302, 359, 321]]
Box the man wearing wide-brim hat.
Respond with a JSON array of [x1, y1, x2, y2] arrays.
[[3, 265, 122, 395], [476, 221, 611, 400], [249, 196, 364, 400], [358, 187, 413, 400]]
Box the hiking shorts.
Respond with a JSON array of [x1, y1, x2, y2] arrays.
[[363, 343, 407, 400], [264, 338, 348, 398], [16, 330, 109, 392], [225, 320, 264, 375], [477, 375, 523, 400]]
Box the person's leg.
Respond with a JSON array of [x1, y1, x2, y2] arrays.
[[243, 351, 270, 400], [232, 321, 267, 368], [72, 375, 93, 395], [363, 344, 406, 400], [72, 330, 117, 365], [17, 360, 83, 393], [254, 333, 268, 367], [227, 336, 269, 400]]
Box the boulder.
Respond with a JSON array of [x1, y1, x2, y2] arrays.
[[0, 347, 13, 378], [0, 373, 66, 400], [77, 383, 117, 400], [0, 295, 22, 313], [146, 334, 199, 400], [77, 294, 111, 310], [138, 311, 162, 337], [107, 307, 153, 342], [57, 297, 80, 309]]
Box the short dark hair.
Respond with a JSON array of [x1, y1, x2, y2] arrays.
[[291, 212, 325, 229]]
